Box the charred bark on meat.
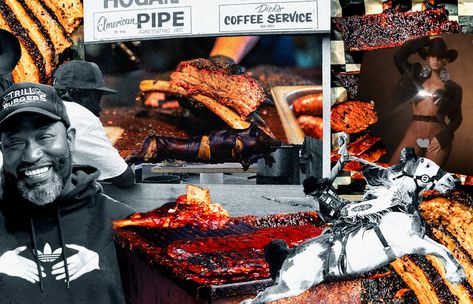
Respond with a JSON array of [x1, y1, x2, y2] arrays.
[[127, 125, 280, 170]]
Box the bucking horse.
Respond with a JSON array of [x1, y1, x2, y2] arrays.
[[241, 144, 466, 304]]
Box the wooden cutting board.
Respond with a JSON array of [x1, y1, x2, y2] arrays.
[[105, 126, 125, 145]]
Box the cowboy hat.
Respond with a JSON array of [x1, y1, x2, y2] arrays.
[[418, 37, 458, 63], [0, 29, 21, 75]]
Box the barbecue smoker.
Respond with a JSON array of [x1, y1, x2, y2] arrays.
[[257, 86, 324, 185], [256, 145, 302, 184]]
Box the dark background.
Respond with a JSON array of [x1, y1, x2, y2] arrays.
[[85, 34, 323, 107], [358, 33, 473, 175]]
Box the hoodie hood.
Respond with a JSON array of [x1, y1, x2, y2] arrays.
[[0, 165, 102, 231], [57, 165, 102, 213]]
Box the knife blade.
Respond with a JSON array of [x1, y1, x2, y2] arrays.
[[262, 195, 316, 207]]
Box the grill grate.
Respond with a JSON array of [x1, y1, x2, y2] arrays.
[[128, 222, 257, 248]]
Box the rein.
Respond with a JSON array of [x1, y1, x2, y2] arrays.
[[392, 167, 446, 190]]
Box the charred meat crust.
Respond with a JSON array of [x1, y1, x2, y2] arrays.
[[22, 0, 73, 56], [116, 212, 323, 285], [332, 9, 461, 51], [37, 0, 70, 41], [335, 72, 360, 100], [331, 101, 378, 134], [171, 58, 267, 118], [422, 190, 473, 208], [19, 0, 55, 60], [427, 225, 473, 291], [408, 255, 458, 304], [41, 0, 83, 34], [361, 269, 419, 303], [0, 1, 46, 82], [420, 191, 473, 263], [7, 0, 56, 79], [431, 227, 473, 300], [427, 224, 473, 266]]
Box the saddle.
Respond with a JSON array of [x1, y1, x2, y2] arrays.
[[304, 177, 398, 278], [321, 220, 396, 279]]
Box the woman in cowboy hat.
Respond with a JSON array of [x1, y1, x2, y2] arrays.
[[390, 36, 462, 167], [0, 29, 21, 93]]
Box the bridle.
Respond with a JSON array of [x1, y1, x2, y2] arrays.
[[393, 162, 447, 190]]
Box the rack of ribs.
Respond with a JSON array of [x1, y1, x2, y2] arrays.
[[332, 9, 461, 52]]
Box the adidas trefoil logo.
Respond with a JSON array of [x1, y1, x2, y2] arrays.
[[35, 243, 62, 263]]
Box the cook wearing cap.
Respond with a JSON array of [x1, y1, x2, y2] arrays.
[[52, 60, 134, 187], [53, 60, 116, 117], [0, 82, 75, 205], [0, 82, 70, 130], [0, 29, 21, 93]]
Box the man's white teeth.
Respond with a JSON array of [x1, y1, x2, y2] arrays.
[[25, 167, 49, 177]]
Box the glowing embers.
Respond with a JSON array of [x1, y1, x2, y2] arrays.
[[112, 185, 230, 230], [114, 190, 324, 286]]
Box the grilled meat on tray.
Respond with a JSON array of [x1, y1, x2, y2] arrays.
[[170, 58, 267, 118], [140, 79, 252, 130]]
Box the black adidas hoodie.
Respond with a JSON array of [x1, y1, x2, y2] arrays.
[[0, 166, 134, 304]]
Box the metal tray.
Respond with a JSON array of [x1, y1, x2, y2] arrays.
[[270, 85, 323, 145]]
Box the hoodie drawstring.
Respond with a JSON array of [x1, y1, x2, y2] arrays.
[[29, 218, 44, 292], [56, 205, 71, 289], [29, 205, 71, 292]]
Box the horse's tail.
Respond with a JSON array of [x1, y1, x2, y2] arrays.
[[265, 239, 293, 280]]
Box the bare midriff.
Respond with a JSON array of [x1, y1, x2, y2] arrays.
[[409, 76, 446, 139]]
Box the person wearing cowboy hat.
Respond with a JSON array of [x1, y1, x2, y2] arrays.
[[390, 36, 462, 167], [0, 29, 21, 93]]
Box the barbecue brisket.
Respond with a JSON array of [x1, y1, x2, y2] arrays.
[[332, 9, 461, 51], [170, 58, 267, 117]]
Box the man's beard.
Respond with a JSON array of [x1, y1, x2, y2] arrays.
[[17, 172, 63, 206], [3, 153, 72, 206]]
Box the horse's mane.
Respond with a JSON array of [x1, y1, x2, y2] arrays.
[[362, 162, 405, 198], [356, 160, 419, 224]]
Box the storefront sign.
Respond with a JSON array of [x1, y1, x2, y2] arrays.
[[219, 2, 317, 33], [84, 0, 329, 43]]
